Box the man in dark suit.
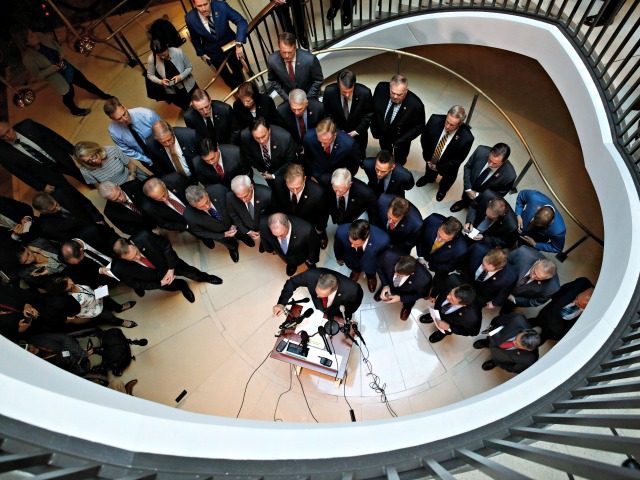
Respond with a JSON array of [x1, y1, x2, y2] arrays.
[[376, 194, 422, 254], [503, 246, 560, 312], [184, 88, 234, 145], [112, 231, 222, 303], [370, 74, 425, 165], [515, 189, 566, 254], [267, 32, 324, 101], [227, 174, 271, 246], [375, 250, 432, 321], [322, 70, 373, 158], [240, 117, 297, 186], [98, 180, 158, 236], [232, 81, 283, 138], [530, 277, 594, 343], [192, 138, 249, 188], [0, 120, 102, 223], [185, 0, 247, 89], [260, 213, 319, 276], [450, 143, 517, 212], [464, 244, 517, 308], [363, 150, 415, 198], [418, 105, 475, 201], [0, 196, 38, 244], [273, 267, 364, 321], [184, 184, 251, 261], [141, 176, 190, 233], [416, 214, 468, 285], [473, 313, 540, 372], [146, 121, 199, 178], [273, 0, 309, 49], [334, 219, 390, 293], [303, 118, 360, 186], [419, 283, 481, 344], [328, 168, 377, 225], [277, 89, 324, 148], [60, 238, 120, 289], [464, 191, 518, 249], [272, 163, 329, 249]]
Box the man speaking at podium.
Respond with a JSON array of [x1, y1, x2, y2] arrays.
[[273, 268, 363, 320]]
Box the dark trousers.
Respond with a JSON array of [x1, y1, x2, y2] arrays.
[[275, 2, 308, 48], [61, 68, 109, 114], [422, 167, 458, 195], [166, 84, 198, 111], [380, 139, 410, 166]]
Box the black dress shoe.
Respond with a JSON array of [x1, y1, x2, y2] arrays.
[[134, 288, 146, 297], [72, 108, 91, 117], [429, 330, 446, 343], [342, 13, 352, 26], [124, 379, 138, 396], [419, 313, 433, 324], [416, 176, 432, 187], [585, 15, 608, 27], [319, 231, 328, 250], [482, 360, 496, 371], [436, 191, 446, 202], [202, 238, 215, 249], [366, 275, 377, 293], [286, 264, 297, 276], [229, 248, 240, 263], [473, 339, 490, 349], [326, 6, 338, 20], [373, 287, 383, 302], [400, 307, 411, 321], [450, 201, 465, 213], [181, 287, 196, 303], [206, 274, 223, 285]]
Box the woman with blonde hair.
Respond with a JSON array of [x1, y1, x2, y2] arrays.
[[74, 141, 150, 185]]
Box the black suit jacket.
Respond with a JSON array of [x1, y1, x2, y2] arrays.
[[362, 158, 415, 197], [103, 180, 158, 236], [327, 178, 377, 225], [65, 256, 119, 289], [277, 267, 364, 320], [370, 82, 425, 146], [466, 190, 518, 248], [141, 174, 190, 232], [183, 184, 232, 242], [420, 114, 474, 175], [416, 213, 469, 273], [508, 246, 560, 307], [466, 243, 518, 307], [183, 101, 234, 145], [37, 211, 117, 253], [232, 93, 282, 136], [376, 193, 423, 253], [260, 215, 320, 266], [303, 128, 360, 182], [192, 144, 249, 188], [240, 125, 297, 175], [145, 126, 200, 177], [272, 176, 328, 232], [323, 82, 373, 150], [226, 184, 272, 234], [531, 277, 594, 341], [463, 145, 517, 196], [277, 99, 324, 145], [377, 249, 432, 305], [267, 49, 324, 100], [435, 288, 482, 336], [0, 196, 37, 243], [488, 313, 539, 373]]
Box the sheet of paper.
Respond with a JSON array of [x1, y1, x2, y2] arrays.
[[428, 306, 448, 333], [488, 325, 504, 336], [94, 285, 109, 299], [464, 227, 480, 239]]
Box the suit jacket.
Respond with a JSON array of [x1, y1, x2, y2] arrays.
[[377, 249, 432, 305], [323, 82, 373, 147], [240, 125, 296, 175], [376, 194, 423, 253], [65, 255, 119, 290], [277, 267, 363, 320], [37, 211, 118, 253], [515, 189, 566, 253], [183, 184, 232, 242], [508, 246, 560, 307], [277, 99, 324, 145], [260, 215, 320, 266], [488, 313, 539, 373], [334, 223, 390, 276], [303, 129, 360, 182], [141, 174, 190, 231], [370, 82, 425, 146], [327, 178, 377, 225], [0, 197, 37, 243], [272, 176, 328, 232], [466, 190, 518, 248], [466, 243, 518, 307], [192, 144, 249, 188], [111, 231, 180, 290], [434, 288, 482, 336], [103, 180, 158, 236], [267, 49, 324, 100], [420, 114, 474, 175], [184, 101, 234, 145], [0, 119, 82, 188], [232, 93, 282, 136], [185, 2, 248, 62], [146, 47, 196, 94], [463, 145, 517, 196], [226, 184, 272, 234], [531, 277, 594, 341], [416, 213, 469, 273], [145, 126, 200, 177], [362, 158, 415, 197]]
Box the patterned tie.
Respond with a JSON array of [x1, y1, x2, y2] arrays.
[[286, 61, 295, 82], [431, 132, 450, 164], [167, 197, 185, 215], [297, 116, 306, 139], [430, 238, 444, 254], [208, 15, 216, 37], [388, 221, 396, 231], [137, 255, 156, 269], [14, 139, 54, 166], [342, 96, 350, 119], [169, 149, 187, 177], [246, 201, 254, 219], [125, 200, 141, 215], [214, 162, 224, 179], [208, 207, 222, 222], [261, 144, 271, 170], [517, 274, 531, 287], [560, 303, 580, 318], [383, 101, 395, 127]]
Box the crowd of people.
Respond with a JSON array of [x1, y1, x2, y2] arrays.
[[0, 17, 596, 390]]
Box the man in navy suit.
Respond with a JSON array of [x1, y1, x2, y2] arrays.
[[376, 250, 432, 321], [185, 0, 247, 89], [260, 213, 319, 276], [418, 105, 475, 201], [322, 70, 373, 158], [363, 150, 414, 198], [450, 143, 517, 212], [184, 88, 234, 145], [328, 168, 377, 225], [226, 175, 271, 247], [463, 244, 517, 308], [192, 138, 250, 188], [465, 191, 518, 249], [303, 118, 360, 186], [146, 121, 199, 178], [514, 189, 566, 254], [503, 246, 560, 312], [376, 195, 422, 254], [267, 32, 324, 101], [278, 89, 324, 148], [334, 219, 390, 293]]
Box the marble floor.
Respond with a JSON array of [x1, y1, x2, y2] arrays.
[[6, 1, 602, 424]]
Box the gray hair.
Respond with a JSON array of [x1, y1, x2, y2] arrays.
[[535, 259, 557, 277], [289, 88, 307, 104], [152, 120, 173, 138], [185, 185, 208, 205], [97, 181, 118, 199], [142, 177, 166, 196], [447, 105, 467, 122], [331, 168, 352, 187], [268, 212, 290, 228], [230, 175, 252, 193]]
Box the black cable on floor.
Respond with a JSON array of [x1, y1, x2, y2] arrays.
[[295, 369, 319, 423], [273, 364, 293, 422], [359, 342, 397, 418], [236, 348, 272, 418]]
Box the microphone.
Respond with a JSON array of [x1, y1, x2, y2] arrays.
[[299, 330, 309, 355], [279, 307, 314, 330], [286, 297, 310, 305], [317, 326, 333, 354]]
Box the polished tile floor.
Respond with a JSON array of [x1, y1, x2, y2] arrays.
[[7, 1, 602, 423]]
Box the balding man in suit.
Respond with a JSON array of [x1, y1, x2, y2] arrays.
[[260, 213, 319, 276]]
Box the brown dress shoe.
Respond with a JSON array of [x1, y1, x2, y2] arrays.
[[124, 379, 138, 396], [367, 276, 377, 293], [400, 307, 411, 321], [349, 271, 361, 281]]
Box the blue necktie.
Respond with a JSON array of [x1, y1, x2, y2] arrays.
[[208, 207, 222, 222]]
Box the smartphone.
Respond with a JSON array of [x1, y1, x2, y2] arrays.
[[276, 339, 287, 352], [319, 357, 333, 367], [286, 342, 307, 357]]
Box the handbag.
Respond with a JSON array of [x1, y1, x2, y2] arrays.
[[144, 56, 166, 101]]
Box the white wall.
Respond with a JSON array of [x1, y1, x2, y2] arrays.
[[1, 12, 638, 461]]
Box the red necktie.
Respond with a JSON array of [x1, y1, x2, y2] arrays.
[[286, 61, 295, 82], [167, 198, 185, 215], [499, 340, 516, 350], [138, 255, 156, 269], [388, 221, 396, 231], [125, 200, 141, 215], [324, 144, 331, 156], [214, 163, 224, 179], [297, 116, 306, 139], [320, 296, 328, 309]]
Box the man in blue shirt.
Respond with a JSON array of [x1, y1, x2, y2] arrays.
[[514, 189, 566, 254]]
